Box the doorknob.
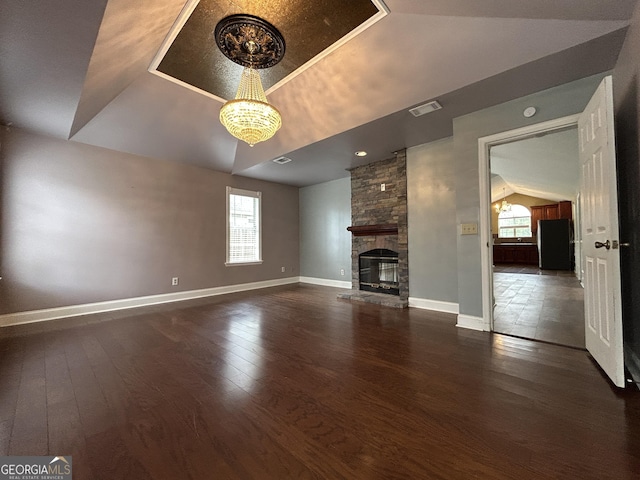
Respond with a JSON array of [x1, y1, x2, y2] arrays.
[[595, 240, 611, 250]]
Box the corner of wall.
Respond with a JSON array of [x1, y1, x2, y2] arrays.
[[456, 314, 489, 331]]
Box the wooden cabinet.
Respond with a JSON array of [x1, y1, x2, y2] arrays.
[[558, 200, 572, 220], [493, 244, 539, 265], [530, 201, 572, 235], [531, 207, 543, 235], [544, 204, 559, 220]]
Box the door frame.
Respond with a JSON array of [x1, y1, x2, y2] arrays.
[[478, 114, 580, 331]]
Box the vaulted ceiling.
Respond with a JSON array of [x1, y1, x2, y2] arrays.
[[0, 0, 636, 187], [490, 127, 580, 203]]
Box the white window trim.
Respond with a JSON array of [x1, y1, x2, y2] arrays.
[[225, 186, 263, 266]]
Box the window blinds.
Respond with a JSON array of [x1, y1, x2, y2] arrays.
[[227, 188, 261, 263]]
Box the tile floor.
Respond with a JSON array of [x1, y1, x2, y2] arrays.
[[493, 264, 577, 276], [493, 269, 585, 349]]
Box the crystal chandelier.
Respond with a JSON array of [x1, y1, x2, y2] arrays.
[[220, 67, 281, 147], [215, 15, 285, 147], [494, 188, 512, 213]]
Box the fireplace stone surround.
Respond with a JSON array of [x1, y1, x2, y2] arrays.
[[338, 150, 408, 308]]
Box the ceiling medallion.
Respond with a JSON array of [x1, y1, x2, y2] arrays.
[[215, 14, 286, 69], [215, 14, 286, 147]]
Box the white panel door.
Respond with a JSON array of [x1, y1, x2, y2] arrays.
[[579, 75, 624, 388]]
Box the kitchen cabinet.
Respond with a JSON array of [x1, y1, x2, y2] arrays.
[[544, 204, 559, 220], [530, 201, 572, 235], [493, 244, 539, 265], [531, 207, 543, 235], [558, 201, 573, 219]]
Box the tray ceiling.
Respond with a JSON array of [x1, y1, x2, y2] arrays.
[[154, 0, 384, 101]]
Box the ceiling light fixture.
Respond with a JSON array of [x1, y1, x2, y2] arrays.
[[215, 15, 286, 147], [495, 188, 512, 214], [355, 151, 367, 157]]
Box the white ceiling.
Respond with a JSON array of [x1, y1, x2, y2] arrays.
[[0, 0, 636, 187], [490, 127, 580, 202]]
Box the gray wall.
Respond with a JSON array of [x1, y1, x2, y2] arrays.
[[407, 138, 458, 303], [452, 72, 609, 318], [299, 177, 351, 281], [612, 1, 640, 377], [0, 128, 300, 314], [299, 74, 609, 311]]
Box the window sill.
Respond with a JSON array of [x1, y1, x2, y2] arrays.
[[225, 261, 263, 267]]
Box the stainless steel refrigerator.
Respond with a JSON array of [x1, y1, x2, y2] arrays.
[[537, 219, 573, 270]]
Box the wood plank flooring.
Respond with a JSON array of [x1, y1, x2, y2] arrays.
[[1, 284, 639, 479]]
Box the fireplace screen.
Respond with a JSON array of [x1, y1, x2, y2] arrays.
[[359, 249, 399, 296]]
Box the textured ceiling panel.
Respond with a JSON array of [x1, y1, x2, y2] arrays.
[[156, 0, 380, 100]]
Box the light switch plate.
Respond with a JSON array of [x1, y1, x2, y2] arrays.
[[461, 223, 478, 235]]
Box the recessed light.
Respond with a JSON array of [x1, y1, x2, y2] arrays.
[[355, 151, 367, 157]]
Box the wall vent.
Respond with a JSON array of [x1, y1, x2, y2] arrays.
[[409, 100, 442, 117], [273, 156, 292, 164]]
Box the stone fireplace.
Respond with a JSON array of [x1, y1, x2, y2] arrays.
[[338, 150, 408, 307]]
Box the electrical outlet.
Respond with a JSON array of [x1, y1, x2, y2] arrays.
[[281, 266, 285, 273], [460, 223, 478, 235], [340, 268, 345, 276], [381, 183, 386, 192], [171, 277, 179, 286]]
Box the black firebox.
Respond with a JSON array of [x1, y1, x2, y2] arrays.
[[359, 248, 399, 296]]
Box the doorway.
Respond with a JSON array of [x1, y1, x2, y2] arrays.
[[490, 127, 584, 348], [478, 115, 585, 348]]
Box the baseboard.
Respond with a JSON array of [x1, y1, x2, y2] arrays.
[[298, 276, 352, 289], [0, 277, 299, 328], [456, 314, 488, 331], [625, 344, 640, 385], [408, 297, 459, 314]]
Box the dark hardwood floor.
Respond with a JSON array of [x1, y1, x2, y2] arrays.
[[1, 284, 639, 479]]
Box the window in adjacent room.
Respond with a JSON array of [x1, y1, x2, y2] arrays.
[[226, 187, 262, 265], [498, 204, 532, 238]]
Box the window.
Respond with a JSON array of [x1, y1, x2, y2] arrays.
[[226, 187, 262, 265], [498, 204, 532, 238]]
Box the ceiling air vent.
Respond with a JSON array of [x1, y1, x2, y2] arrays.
[[272, 156, 292, 165], [409, 100, 442, 117]]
